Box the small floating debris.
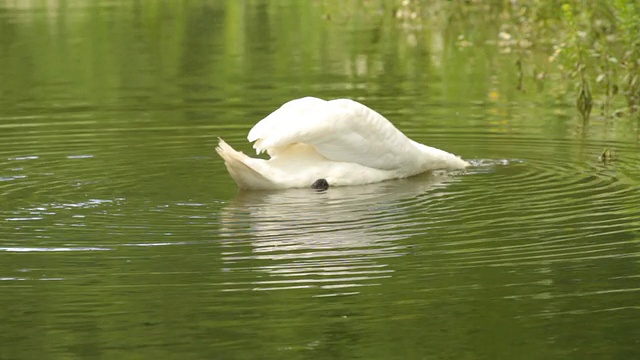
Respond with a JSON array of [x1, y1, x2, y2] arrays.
[[599, 148, 615, 163]]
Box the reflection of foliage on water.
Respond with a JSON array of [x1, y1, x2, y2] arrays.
[[487, 0, 638, 118], [1, 0, 638, 124], [561, 3, 593, 122], [393, 0, 639, 118]]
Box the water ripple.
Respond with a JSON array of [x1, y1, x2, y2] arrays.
[[214, 127, 640, 300], [0, 247, 111, 252], [1, 111, 639, 305]]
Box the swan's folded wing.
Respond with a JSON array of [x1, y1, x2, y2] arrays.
[[247, 98, 419, 171], [248, 97, 326, 153]]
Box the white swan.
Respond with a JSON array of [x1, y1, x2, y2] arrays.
[[216, 97, 469, 190]]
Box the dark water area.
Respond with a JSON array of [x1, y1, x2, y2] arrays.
[[1, 1, 639, 359]]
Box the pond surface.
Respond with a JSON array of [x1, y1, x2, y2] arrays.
[[1, 1, 639, 359]]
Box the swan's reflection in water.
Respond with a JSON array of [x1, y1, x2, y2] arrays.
[[219, 172, 460, 295]]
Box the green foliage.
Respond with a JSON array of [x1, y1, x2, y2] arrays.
[[496, 0, 640, 118], [561, 3, 592, 121], [612, 0, 640, 113], [2, 0, 638, 120]]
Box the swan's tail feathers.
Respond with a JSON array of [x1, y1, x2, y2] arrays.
[[216, 139, 275, 190]]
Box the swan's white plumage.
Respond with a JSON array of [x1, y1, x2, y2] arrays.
[[217, 97, 469, 190]]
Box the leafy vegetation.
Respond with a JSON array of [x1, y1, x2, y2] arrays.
[[482, 0, 639, 119], [1, 0, 638, 122]]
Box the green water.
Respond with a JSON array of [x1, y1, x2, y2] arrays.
[[1, 1, 639, 359]]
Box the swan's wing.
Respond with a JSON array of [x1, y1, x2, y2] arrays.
[[247, 97, 418, 170], [248, 97, 327, 152]]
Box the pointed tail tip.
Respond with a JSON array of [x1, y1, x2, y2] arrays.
[[215, 139, 275, 190], [216, 138, 235, 156]]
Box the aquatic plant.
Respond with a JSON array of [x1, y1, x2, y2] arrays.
[[491, 0, 640, 119], [561, 3, 592, 121], [612, 0, 640, 114]]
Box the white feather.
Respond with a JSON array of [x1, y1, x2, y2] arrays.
[[217, 97, 469, 190]]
